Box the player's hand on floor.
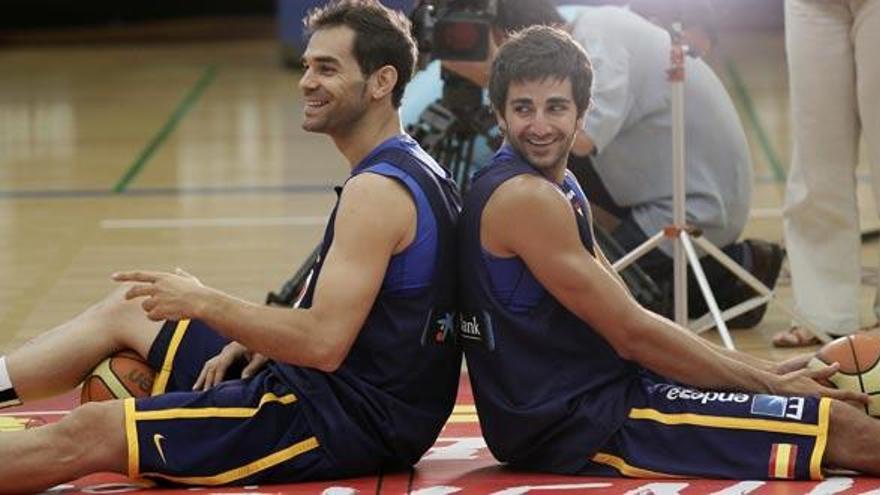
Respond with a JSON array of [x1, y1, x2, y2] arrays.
[[193, 341, 249, 391], [774, 362, 870, 404], [113, 268, 208, 321]]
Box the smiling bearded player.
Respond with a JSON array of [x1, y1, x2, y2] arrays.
[[458, 25, 880, 479], [0, 1, 461, 492]]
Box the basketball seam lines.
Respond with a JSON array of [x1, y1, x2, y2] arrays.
[[846, 336, 869, 416]]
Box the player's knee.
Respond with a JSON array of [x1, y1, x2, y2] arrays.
[[88, 284, 155, 346], [53, 401, 127, 474], [83, 284, 139, 322]]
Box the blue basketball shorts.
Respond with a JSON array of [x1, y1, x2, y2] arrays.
[[122, 319, 332, 486], [583, 377, 832, 480]]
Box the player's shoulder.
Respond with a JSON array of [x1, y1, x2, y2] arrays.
[[340, 171, 413, 213], [494, 173, 567, 203], [487, 173, 570, 217], [335, 172, 415, 244]]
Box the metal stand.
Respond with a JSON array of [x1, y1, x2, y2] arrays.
[[611, 23, 830, 349]]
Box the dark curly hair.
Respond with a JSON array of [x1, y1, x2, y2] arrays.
[[305, 0, 416, 108], [489, 25, 593, 117]]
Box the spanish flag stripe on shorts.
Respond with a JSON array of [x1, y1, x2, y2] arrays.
[[769, 443, 798, 479]]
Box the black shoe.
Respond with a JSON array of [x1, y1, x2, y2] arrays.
[[727, 239, 785, 329]]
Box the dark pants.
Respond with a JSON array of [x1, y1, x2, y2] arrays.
[[569, 154, 749, 319]]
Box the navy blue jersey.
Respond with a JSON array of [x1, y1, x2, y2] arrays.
[[458, 145, 641, 474], [269, 134, 462, 473]]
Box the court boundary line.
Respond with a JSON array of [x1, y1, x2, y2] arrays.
[[112, 64, 219, 193], [100, 216, 327, 229], [724, 57, 786, 183], [0, 184, 334, 200]]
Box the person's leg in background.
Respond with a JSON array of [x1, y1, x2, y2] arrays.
[[855, 0, 880, 328], [778, 0, 862, 346]]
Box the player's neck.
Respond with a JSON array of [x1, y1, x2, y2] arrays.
[[334, 105, 403, 168], [536, 162, 567, 185]]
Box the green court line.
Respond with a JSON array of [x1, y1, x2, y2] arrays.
[[113, 64, 219, 193], [723, 58, 786, 183]]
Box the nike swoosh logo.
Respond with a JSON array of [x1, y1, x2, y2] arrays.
[[153, 433, 168, 464]]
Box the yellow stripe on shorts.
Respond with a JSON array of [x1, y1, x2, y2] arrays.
[[809, 398, 831, 480], [151, 319, 190, 395], [590, 452, 683, 478], [629, 408, 822, 436], [134, 393, 297, 421], [142, 436, 320, 485], [124, 398, 140, 479]]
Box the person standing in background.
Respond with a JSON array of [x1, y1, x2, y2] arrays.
[[774, 0, 880, 347]]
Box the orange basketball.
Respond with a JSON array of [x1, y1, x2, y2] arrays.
[[80, 350, 156, 403], [807, 332, 880, 416]]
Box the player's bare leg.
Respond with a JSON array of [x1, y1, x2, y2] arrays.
[[3, 284, 163, 403], [0, 400, 128, 493], [824, 399, 880, 475]]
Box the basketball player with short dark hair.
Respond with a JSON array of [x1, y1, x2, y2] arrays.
[[0, 1, 460, 491], [459, 24, 880, 479]]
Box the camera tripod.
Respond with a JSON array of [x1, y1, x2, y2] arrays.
[[610, 22, 830, 348]]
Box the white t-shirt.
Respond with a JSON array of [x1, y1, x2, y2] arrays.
[[571, 6, 752, 251]]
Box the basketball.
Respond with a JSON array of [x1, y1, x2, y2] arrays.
[[807, 332, 880, 416], [80, 350, 156, 403]]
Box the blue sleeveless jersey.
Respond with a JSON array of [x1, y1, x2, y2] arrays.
[[269, 135, 462, 473], [459, 145, 641, 474]]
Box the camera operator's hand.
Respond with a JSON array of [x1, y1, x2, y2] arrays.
[[442, 59, 491, 87], [571, 130, 595, 157]]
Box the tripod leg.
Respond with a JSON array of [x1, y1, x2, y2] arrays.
[[265, 245, 321, 307], [681, 233, 736, 349], [594, 225, 668, 314], [612, 231, 666, 272], [691, 236, 831, 343]]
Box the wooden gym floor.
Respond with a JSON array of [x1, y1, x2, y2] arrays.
[[1, 17, 880, 494]]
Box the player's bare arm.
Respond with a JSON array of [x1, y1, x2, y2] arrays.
[[593, 240, 632, 295], [115, 172, 415, 372], [482, 174, 866, 403]]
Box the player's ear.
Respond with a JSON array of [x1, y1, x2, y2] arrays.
[[370, 65, 398, 102], [494, 107, 507, 135]]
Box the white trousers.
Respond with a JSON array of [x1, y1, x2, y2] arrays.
[[783, 0, 880, 333]]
